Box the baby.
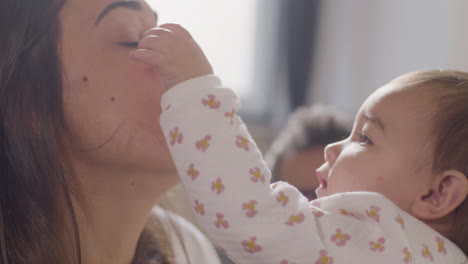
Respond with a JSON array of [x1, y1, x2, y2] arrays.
[[130, 24, 468, 263]]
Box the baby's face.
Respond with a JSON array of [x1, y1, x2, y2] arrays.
[[316, 83, 437, 212]]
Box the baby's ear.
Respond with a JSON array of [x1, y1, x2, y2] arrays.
[[411, 170, 468, 220]]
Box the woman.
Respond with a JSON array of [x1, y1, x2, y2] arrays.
[[0, 0, 221, 263]]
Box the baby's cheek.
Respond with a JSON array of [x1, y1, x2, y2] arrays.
[[331, 168, 363, 192]]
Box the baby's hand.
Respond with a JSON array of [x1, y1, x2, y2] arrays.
[[129, 24, 213, 89]]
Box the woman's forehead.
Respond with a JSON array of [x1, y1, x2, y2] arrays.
[[61, 0, 149, 20], [60, 0, 154, 34]]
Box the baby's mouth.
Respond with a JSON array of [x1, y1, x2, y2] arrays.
[[316, 172, 328, 188]]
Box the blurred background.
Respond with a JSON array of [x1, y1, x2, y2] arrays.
[[149, 0, 468, 147], [148, 0, 468, 261]]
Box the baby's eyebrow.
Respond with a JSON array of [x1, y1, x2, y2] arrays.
[[364, 114, 385, 134]]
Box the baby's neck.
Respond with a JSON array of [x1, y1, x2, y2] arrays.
[[422, 212, 454, 238]]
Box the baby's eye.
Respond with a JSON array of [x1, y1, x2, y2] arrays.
[[359, 133, 373, 145], [118, 41, 139, 48]]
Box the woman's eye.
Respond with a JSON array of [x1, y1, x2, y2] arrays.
[[359, 133, 373, 145], [118, 41, 139, 48]]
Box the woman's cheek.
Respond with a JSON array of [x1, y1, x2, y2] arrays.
[[130, 61, 164, 91], [125, 63, 166, 120]]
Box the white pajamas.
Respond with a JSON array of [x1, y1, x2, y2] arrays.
[[159, 75, 467, 264]]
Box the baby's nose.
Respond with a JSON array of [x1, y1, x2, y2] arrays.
[[324, 141, 341, 165]]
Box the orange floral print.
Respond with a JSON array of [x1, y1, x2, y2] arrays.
[[214, 213, 229, 229], [330, 229, 351, 246], [285, 213, 305, 226], [201, 94, 221, 109], [315, 249, 333, 264], [435, 236, 447, 255], [242, 200, 258, 217], [421, 244, 433, 262], [235, 135, 250, 151], [395, 215, 404, 228], [366, 205, 381, 222], [369, 237, 385, 252], [211, 178, 225, 195], [276, 191, 289, 206], [403, 247, 412, 263], [186, 163, 199, 180], [195, 135, 212, 152], [249, 168, 265, 183], [169, 127, 183, 145], [241, 237, 262, 253], [193, 200, 205, 216], [224, 109, 236, 124], [339, 209, 356, 218]]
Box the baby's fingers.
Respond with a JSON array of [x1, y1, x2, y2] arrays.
[[138, 35, 172, 54], [128, 49, 165, 67], [141, 27, 172, 39], [159, 23, 193, 40]]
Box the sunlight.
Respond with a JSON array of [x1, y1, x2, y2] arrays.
[[148, 0, 257, 96]]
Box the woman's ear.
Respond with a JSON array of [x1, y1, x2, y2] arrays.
[[411, 170, 468, 220]]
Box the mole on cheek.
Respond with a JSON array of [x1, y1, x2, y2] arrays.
[[111, 97, 116, 102], [82, 76, 88, 82]]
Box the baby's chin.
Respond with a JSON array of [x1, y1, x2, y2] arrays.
[[315, 187, 343, 199], [315, 186, 327, 198]]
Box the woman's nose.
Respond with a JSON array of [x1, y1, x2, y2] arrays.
[[324, 141, 342, 165]]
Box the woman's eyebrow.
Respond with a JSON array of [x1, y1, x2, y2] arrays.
[[95, 1, 142, 26]]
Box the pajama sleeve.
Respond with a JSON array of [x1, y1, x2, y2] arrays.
[[159, 75, 467, 264]]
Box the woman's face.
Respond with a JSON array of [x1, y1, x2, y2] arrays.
[[59, 0, 175, 176]]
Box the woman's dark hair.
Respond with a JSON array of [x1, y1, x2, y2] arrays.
[[0, 1, 174, 263], [0, 0, 82, 263]]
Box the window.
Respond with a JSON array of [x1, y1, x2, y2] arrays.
[[148, 0, 257, 97]]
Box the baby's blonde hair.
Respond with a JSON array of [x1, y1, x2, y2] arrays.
[[392, 69, 468, 255]]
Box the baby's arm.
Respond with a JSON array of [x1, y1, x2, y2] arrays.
[[130, 25, 464, 264], [129, 24, 328, 262], [160, 75, 323, 263], [158, 79, 431, 264]]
